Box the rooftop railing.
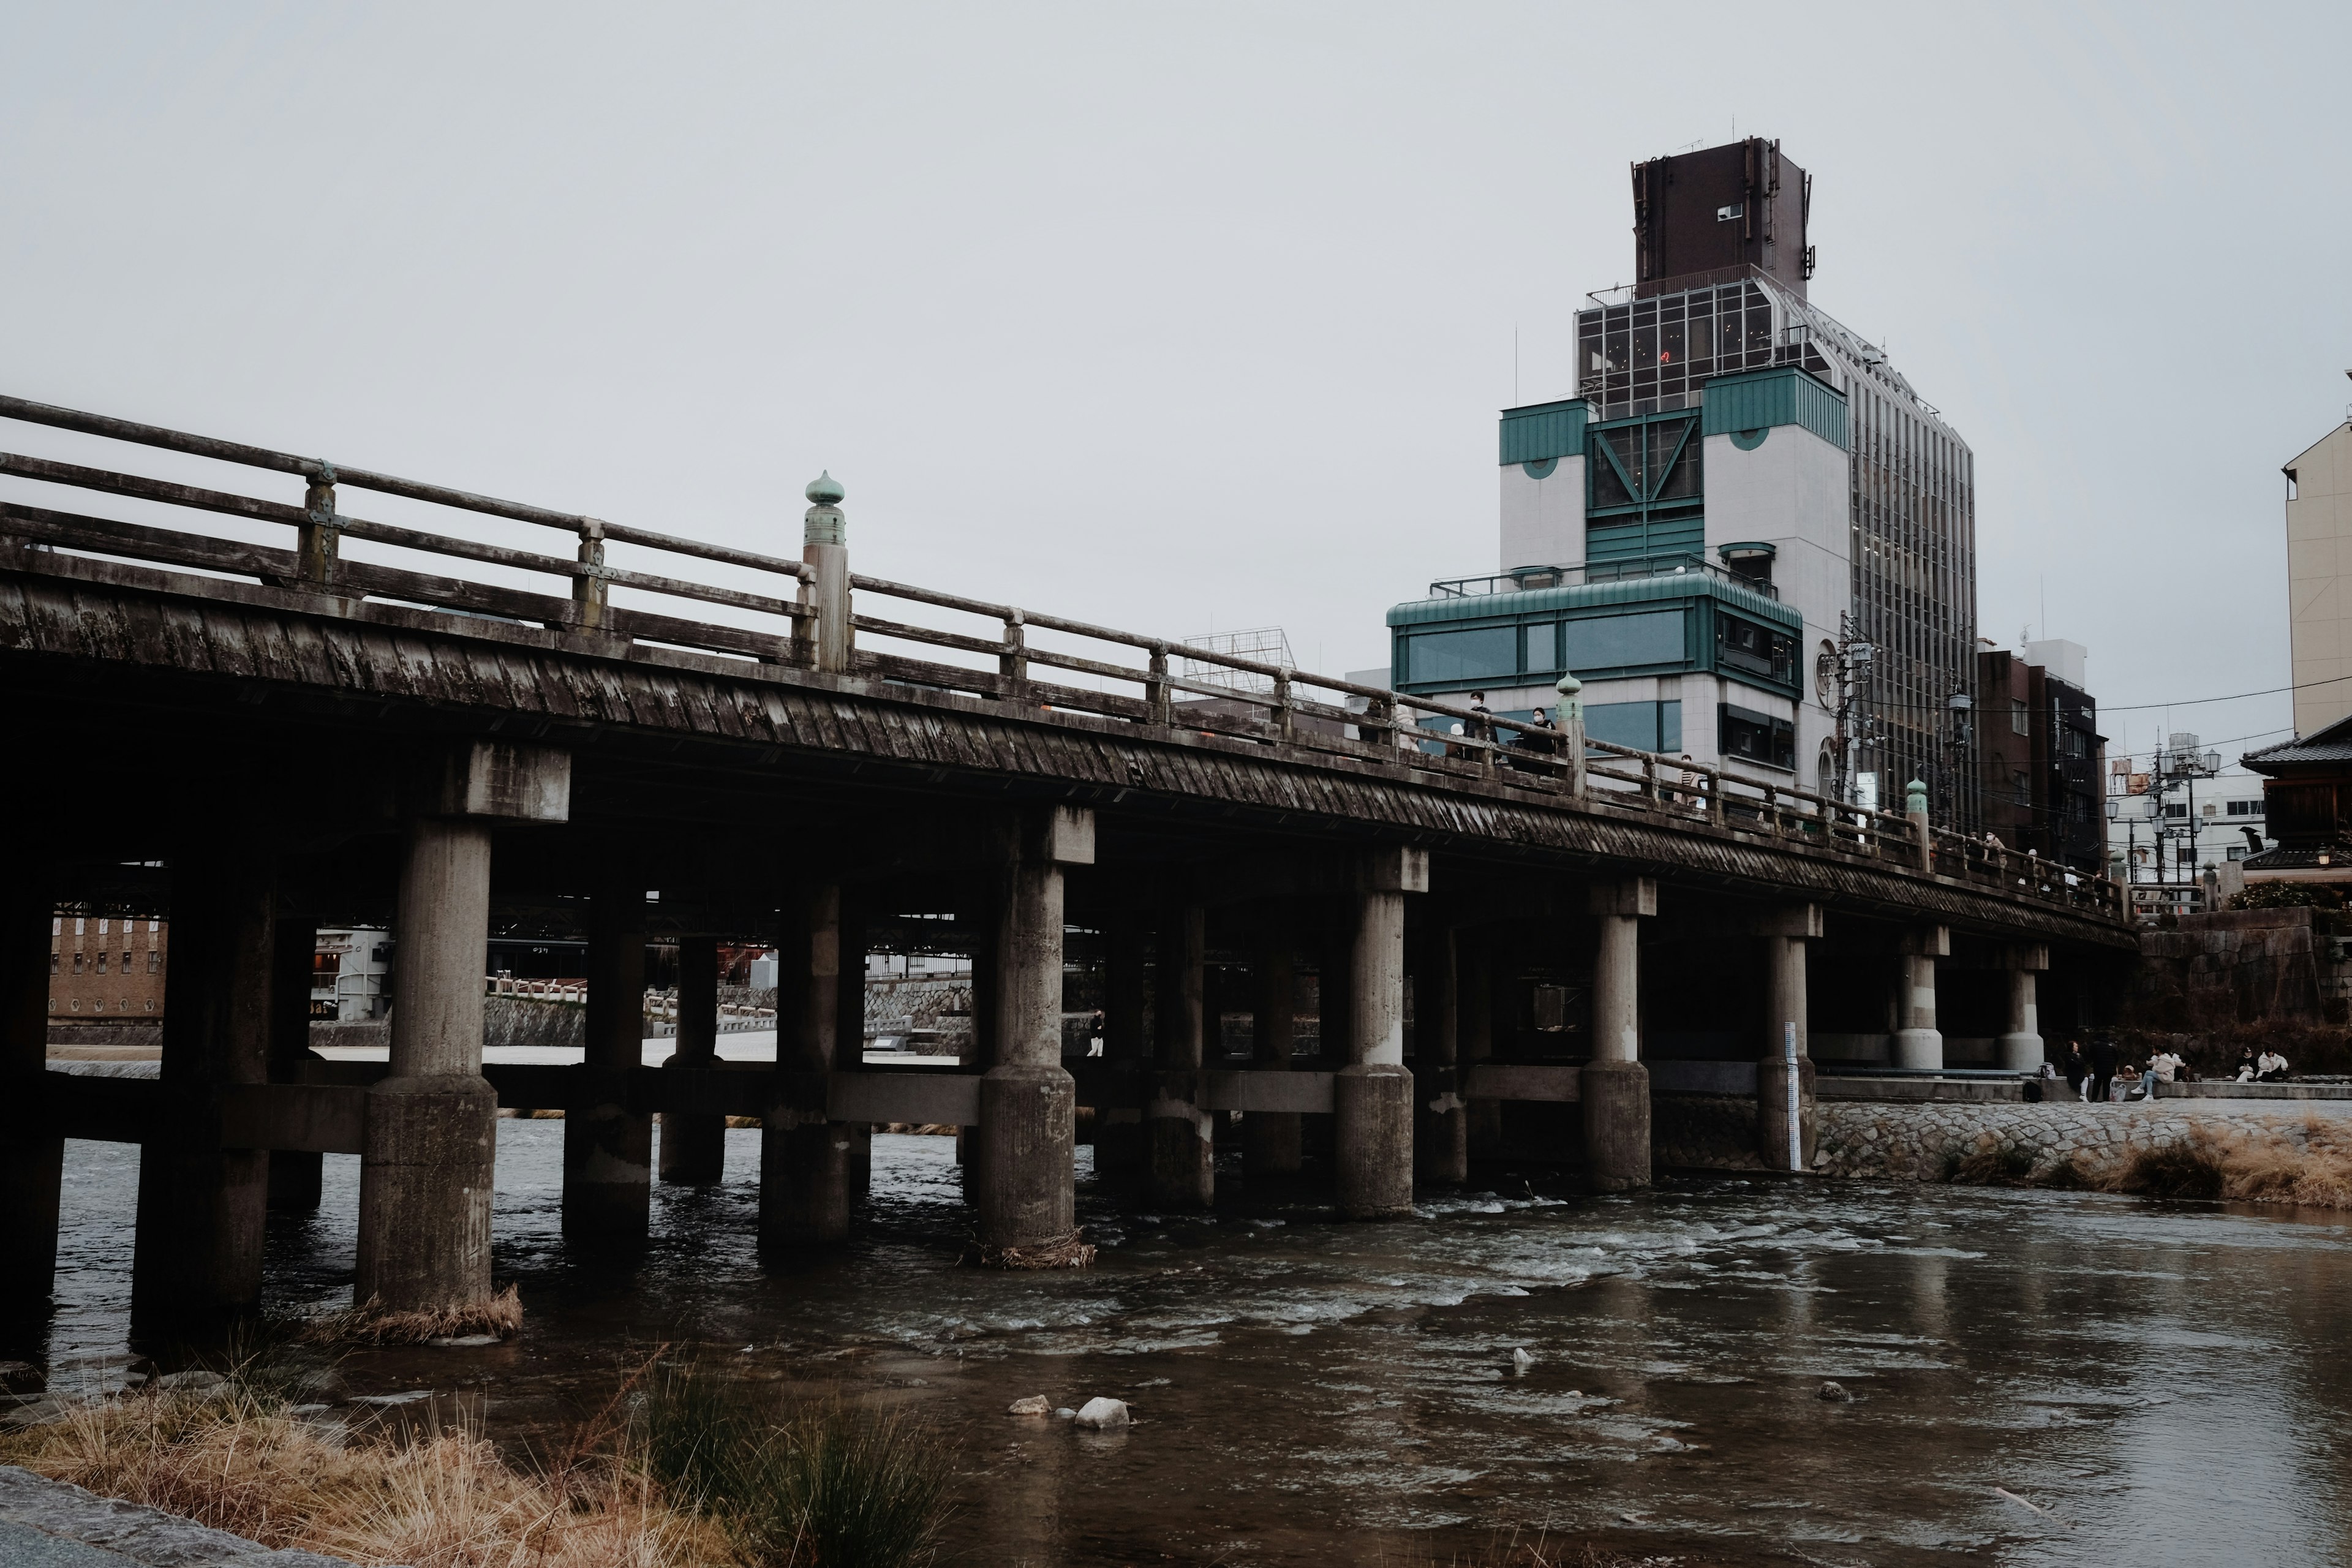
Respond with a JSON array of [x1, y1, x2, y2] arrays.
[[1426, 555, 1777, 602], [0, 393, 2121, 921]]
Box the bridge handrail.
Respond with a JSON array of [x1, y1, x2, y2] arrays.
[[0, 392, 2124, 921]]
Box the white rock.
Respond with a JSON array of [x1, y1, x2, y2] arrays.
[[1054, 1408, 1076, 1420], [1071, 1396, 1131, 1429], [1511, 1347, 1537, 1374], [1007, 1395, 1052, 1415], [424, 1334, 500, 1348]]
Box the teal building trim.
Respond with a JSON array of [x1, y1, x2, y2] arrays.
[[1384, 573, 1803, 701], [1699, 366, 1849, 451], [1499, 398, 1589, 467]]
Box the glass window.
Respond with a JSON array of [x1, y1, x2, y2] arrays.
[[1719, 704, 1796, 771], [1654, 421, 1700, 500], [1660, 699, 1683, 753], [2011, 700, 2028, 735], [1406, 625, 1517, 685], [1717, 614, 1796, 685], [1659, 319, 1684, 369], [1521, 622, 1558, 673], [1562, 610, 1686, 671], [1632, 326, 1657, 371], [1586, 700, 1663, 751]]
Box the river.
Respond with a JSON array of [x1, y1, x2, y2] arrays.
[[23, 1123, 2352, 1566]]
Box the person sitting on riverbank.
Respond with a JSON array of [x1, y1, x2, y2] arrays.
[[2234, 1045, 2260, 1084], [2065, 1040, 2089, 1101], [2138, 1049, 2181, 1100], [2258, 1048, 2291, 1083]]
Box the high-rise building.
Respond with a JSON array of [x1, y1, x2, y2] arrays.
[[1388, 138, 1979, 826], [1977, 638, 2104, 871]]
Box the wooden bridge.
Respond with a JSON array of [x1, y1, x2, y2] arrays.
[[0, 394, 2132, 1331]]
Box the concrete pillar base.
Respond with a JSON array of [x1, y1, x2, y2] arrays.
[[1579, 1058, 1651, 1192], [974, 1063, 1077, 1251], [1146, 1074, 1214, 1210], [657, 1111, 726, 1186], [1996, 1031, 2046, 1072], [1754, 1055, 1817, 1174], [266, 1150, 324, 1212], [356, 1074, 497, 1313], [761, 1118, 851, 1245], [563, 1103, 652, 1242], [1245, 1111, 1303, 1180], [1891, 1028, 1944, 1071], [848, 1125, 873, 1197], [1412, 1066, 1467, 1186], [1335, 1063, 1414, 1219]]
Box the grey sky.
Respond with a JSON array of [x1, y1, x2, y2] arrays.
[[5, 2, 2345, 764]]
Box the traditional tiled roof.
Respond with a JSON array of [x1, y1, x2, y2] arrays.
[[2243, 712, 2352, 772]]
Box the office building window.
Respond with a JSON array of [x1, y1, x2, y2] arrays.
[[2225, 800, 2261, 816], [49, 953, 59, 974], [1719, 704, 1795, 771], [96, 952, 108, 974], [1562, 609, 1686, 671], [2011, 701, 2028, 736], [1404, 625, 1517, 684], [147, 951, 162, 974], [2163, 803, 2188, 819]]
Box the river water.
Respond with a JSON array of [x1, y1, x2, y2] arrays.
[[24, 1125, 2352, 1567]]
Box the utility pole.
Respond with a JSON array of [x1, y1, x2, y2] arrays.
[[1818, 612, 1875, 810]]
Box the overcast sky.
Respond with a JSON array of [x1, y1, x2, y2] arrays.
[[6, 2, 2346, 764]]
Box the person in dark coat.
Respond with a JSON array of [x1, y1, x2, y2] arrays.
[[1508, 707, 1558, 774], [2087, 1035, 2119, 1104], [2064, 1039, 2088, 1101]]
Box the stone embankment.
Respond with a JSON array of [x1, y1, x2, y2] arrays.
[[1656, 1093, 2343, 1183]]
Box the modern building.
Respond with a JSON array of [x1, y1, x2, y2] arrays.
[[2106, 737, 2266, 918], [1977, 638, 2104, 870], [2286, 412, 2352, 737], [48, 914, 168, 1022], [312, 927, 392, 1022], [1386, 138, 1979, 824]]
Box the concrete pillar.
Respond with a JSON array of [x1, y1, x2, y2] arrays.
[[1458, 934, 1502, 1161], [0, 856, 61, 1318], [358, 741, 568, 1314], [839, 889, 872, 1198], [1336, 847, 1425, 1220], [1411, 926, 1466, 1186], [658, 933, 724, 1184], [565, 879, 652, 1240], [974, 807, 1092, 1257], [358, 821, 499, 1310], [1754, 903, 1821, 1174], [1244, 922, 1301, 1180], [1094, 912, 1148, 1181], [1891, 925, 1950, 1071], [1582, 878, 1655, 1193], [1318, 904, 1353, 1066], [1997, 944, 2049, 1071], [265, 914, 325, 1211], [1147, 902, 1214, 1210], [763, 883, 849, 1245], [134, 852, 275, 1330]]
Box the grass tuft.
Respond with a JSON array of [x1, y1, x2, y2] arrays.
[[301, 1283, 523, 1347]]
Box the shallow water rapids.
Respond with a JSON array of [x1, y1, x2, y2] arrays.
[[26, 1125, 2352, 1566]]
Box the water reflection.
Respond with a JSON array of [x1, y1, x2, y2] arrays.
[[21, 1125, 2352, 1566]]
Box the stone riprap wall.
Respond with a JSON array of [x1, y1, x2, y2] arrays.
[[2127, 905, 2345, 1030], [0, 1464, 361, 1566], [1656, 1093, 2337, 1182]]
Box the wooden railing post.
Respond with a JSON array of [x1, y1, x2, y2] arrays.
[[1555, 672, 1586, 797], [1642, 754, 1660, 807], [571, 517, 609, 631], [1000, 611, 1028, 703], [1273, 668, 1295, 742], [1904, 777, 1933, 872], [1146, 644, 1172, 725], [297, 462, 339, 586], [803, 472, 850, 673], [1708, 770, 1725, 826]]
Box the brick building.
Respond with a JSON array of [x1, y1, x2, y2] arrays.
[[50, 913, 168, 1022]]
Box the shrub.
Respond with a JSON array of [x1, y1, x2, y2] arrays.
[[2228, 883, 2345, 911], [2114, 1135, 2226, 1199]]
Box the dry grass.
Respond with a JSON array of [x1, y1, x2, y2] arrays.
[[302, 1284, 524, 1348], [2103, 1118, 2352, 1208], [0, 1368, 726, 1568]]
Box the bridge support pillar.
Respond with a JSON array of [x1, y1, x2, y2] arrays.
[[1, 851, 61, 1319], [974, 807, 1090, 1259], [358, 742, 567, 1311], [1996, 944, 2048, 1071], [1244, 920, 1302, 1180], [1147, 902, 1214, 1210], [1336, 848, 1424, 1220], [133, 850, 276, 1333], [764, 883, 850, 1245], [1891, 925, 1949, 1071], [1460, 936, 1502, 1161], [1095, 912, 1148, 1183], [1411, 925, 1465, 1186], [567, 878, 652, 1242], [1583, 878, 1655, 1193], [265, 914, 325, 1212], [659, 933, 724, 1185], [840, 891, 872, 1197], [1754, 903, 1820, 1174]]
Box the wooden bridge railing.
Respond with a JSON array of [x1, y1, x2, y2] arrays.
[[0, 393, 2124, 920]]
